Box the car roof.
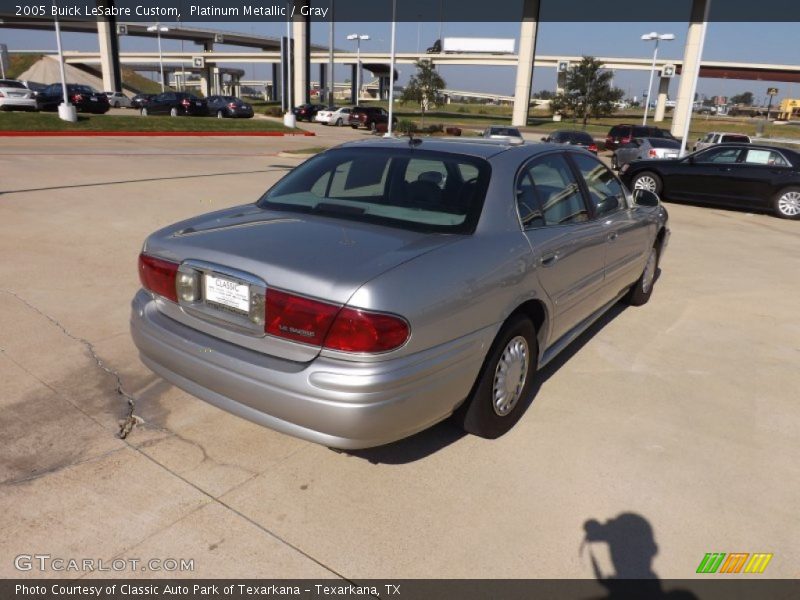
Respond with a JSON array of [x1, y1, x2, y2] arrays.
[[334, 137, 577, 160]]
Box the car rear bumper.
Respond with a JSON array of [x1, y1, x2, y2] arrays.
[[0, 98, 37, 110], [130, 290, 492, 449]]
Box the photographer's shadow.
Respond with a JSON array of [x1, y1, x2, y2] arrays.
[[582, 513, 698, 600]]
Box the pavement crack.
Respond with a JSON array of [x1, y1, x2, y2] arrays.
[[0, 289, 142, 439]]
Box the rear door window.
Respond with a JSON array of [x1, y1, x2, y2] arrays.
[[743, 149, 789, 166], [570, 153, 627, 217], [517, 153, 589, 227]]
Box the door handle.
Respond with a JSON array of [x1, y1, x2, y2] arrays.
[[540, 254, 559, 267], [718, 167, 733, 172], [607, 232, 619, 242]]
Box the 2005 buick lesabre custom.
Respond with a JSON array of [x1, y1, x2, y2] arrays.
[[131, 138, 669, 449]]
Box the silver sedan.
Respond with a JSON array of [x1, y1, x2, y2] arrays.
[[131, 138, 669, 448]]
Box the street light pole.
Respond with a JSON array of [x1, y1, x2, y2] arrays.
[[147, 23, 169, 92], [51, 1, 76, 121], [386, 0, 396, 137], [347, 34, 369, 104], [641, 32, 674, 126]]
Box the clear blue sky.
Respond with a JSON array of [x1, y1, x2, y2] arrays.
[[2, 20, 798, 103]]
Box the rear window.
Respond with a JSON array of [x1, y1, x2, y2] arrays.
[[258, 148, 490, 233], [0, 80, 27, 89], [489, 127, 521, 137], [721, 135, 750, 143], [564, 132, 594, 144], [649, 138, 681, 149]]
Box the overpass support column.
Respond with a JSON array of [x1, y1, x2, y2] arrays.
[[672, 0, 711, 143], [654, 76, 670, 122], [511, 0, 541, 127], [319, 64, 327, 100], [272, 63, 280, 102], [96, 17, 121, 92], [292, 2, 311, 105], [350, 64, 358, 104], [201, 42, 214, 97]]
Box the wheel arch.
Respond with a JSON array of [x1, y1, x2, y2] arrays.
[[506, 298, 549, 361]]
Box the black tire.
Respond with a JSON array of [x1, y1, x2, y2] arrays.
[[456, 314, 538, 439], [772, 187, 800, 220], [631, 171, 662, 195], [351, 124, 358, 129], [369, 121, 377, 132], [625, 244, 660, 306], [335, 118, 342, 126], [114, 101, 120, 108]]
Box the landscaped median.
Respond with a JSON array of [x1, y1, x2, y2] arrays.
[[0, 112, 314, 136]]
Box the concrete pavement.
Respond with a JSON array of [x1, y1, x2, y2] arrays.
[[1, 133, 798, 581]]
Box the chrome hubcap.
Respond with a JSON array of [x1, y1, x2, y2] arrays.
[[778, 191, 800, 216], [642, 249, 657, 293], [492, 336, 529, 417], [634, 175, 658, 192]]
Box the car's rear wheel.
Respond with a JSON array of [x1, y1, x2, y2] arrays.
[[169, 107, 178, 117], [632, 171, 662, 195], [369, 121, 377, 132], [114, 101, 120, 108], [773, 187, 800, 219], [140, 107, 148, 116], [625, 245, 659, 306], [351, 124, 358, 129], [335, 118, 342, 126], [456, 314, 538, 439]]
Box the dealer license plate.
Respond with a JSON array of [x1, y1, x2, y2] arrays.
[[204, 273, 250, 314]]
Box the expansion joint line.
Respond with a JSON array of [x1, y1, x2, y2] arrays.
[[0, 289, 141, 439]]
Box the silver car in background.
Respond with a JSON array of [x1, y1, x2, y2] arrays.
[[482, 125, 524, 142], [131, 139, 669, 449], [612, 137, 682, 170]]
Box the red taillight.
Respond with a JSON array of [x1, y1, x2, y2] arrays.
[[72, 94, 83, 103], [181, 98, 191, 106], [264, 289, 410, 353], [648, 149, 657, 158], [588, 144, 598, 153], [228, 102, 237, 108], [265, 289, 339, 346], [138, 253, 178, 303], [621, 136, 631, 144], [323, 307, 410, 353]]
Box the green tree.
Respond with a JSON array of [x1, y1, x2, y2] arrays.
[[731, 91, 754, 105], [550, 56, 624, 126], [401, 59, 446, 128]]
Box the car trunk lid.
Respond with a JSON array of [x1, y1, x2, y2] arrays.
[[143, 205, 455, 362]]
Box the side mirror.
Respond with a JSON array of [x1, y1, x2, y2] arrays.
[[633, 189, 660, 207]]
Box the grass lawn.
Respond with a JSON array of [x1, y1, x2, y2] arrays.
[[0, 111, 302, 133], [354, 101, 800, 144]]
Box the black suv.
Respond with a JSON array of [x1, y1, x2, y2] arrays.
[[348, 106, 398, 131], [605, 124, 676, 150], [37, 84, 110, 114], [141, 92, 208, 117]]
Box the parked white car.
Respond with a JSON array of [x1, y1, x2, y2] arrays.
[[0, 79, 38, 111], [314, 106, 352, 126], [105, 91, 132, 108], [693, 131, 751, 152]]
